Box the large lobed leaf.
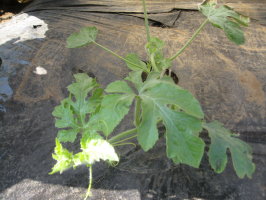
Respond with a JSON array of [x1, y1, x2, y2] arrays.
[[163, 108, 204, 167], [203, 121, 255, 178], [139, 77, 204, 119], [199, 0, 249, 45], [67, 26, 98, 48], [131, 74, 205, 167]]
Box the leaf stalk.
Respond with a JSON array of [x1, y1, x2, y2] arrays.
[[84, 165, 93, 200], [93, 41, 149, 72], [111, 134, 137, 145], [134, 96, 141, 126], [108, 128, 137, 144], [142, 0, 151, 42], [170, 19, 209, 61]]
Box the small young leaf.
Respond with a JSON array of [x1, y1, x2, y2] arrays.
[[199, 0, 250, 45], [50, 139, 74, 174], [57, 129, 79, 143], [146, 37, 172, 71], [52, 73, 101, 144], [52, 98, 78, 129], [73, 134, 119, 166], [146, 37, 164, 55], [106, 80, 135, 94], [67, 26, 98, 48], [67, 73, 98, 117], [125, 53, 147, 71], [203, 121, 255, 178]]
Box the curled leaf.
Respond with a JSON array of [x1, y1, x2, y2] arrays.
[[199, 0, 250, 45], [50, 139, 74, 174]]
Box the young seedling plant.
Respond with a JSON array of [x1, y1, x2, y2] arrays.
[[50, 0, 255, 199]]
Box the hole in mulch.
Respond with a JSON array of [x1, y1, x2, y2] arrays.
[[165, 69, 179, 84], [141, 69, 179, 85], [141, 71, 148, 82]]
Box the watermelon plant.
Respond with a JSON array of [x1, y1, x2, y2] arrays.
[[50, 0, 255, 199]]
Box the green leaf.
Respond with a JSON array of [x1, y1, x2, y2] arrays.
[[89, 94, 135, 136], [199, 0, 249, 45], [52, 73, 102, 143], [163, 109, 204, 167], [50, 139, 74, 174], [73, 134, 119, 166], [203, 121, 255, 178], [57, 129, 79, 143], [67, 26, 98, 48], [106, 80, 134, 94], [146, 37, 164, 54], [68, 73, 98, 115], [146, 37, 172, 71], [52, 98, 77, 129], [125, 53, 147, 71], [85, 88, 103, 114], [140, 78, 204, 119], [136, 78, 205, 166], [137, 99, 160, 151], [125, 71, 143, 91]]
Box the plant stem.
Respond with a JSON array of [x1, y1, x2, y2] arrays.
[[84, 165, 93, 200], [170, 19, 209, 61], [150, 53, 159, 72], [108, 128, 137, 144], [134, 96, 141, 126], [113, 142, 137, 147], [93, 41, 148, 72], [111, 134, 138, 145], [142, 0, 151, 42]]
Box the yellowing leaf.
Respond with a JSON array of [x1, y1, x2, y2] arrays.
[[49, 139, 74, 174], [73, 134, 119, 166]]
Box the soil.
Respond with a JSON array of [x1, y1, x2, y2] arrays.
[[0, 1, 266, 199]]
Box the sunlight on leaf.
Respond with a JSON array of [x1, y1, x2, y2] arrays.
[[49, 139, 74, 174]]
